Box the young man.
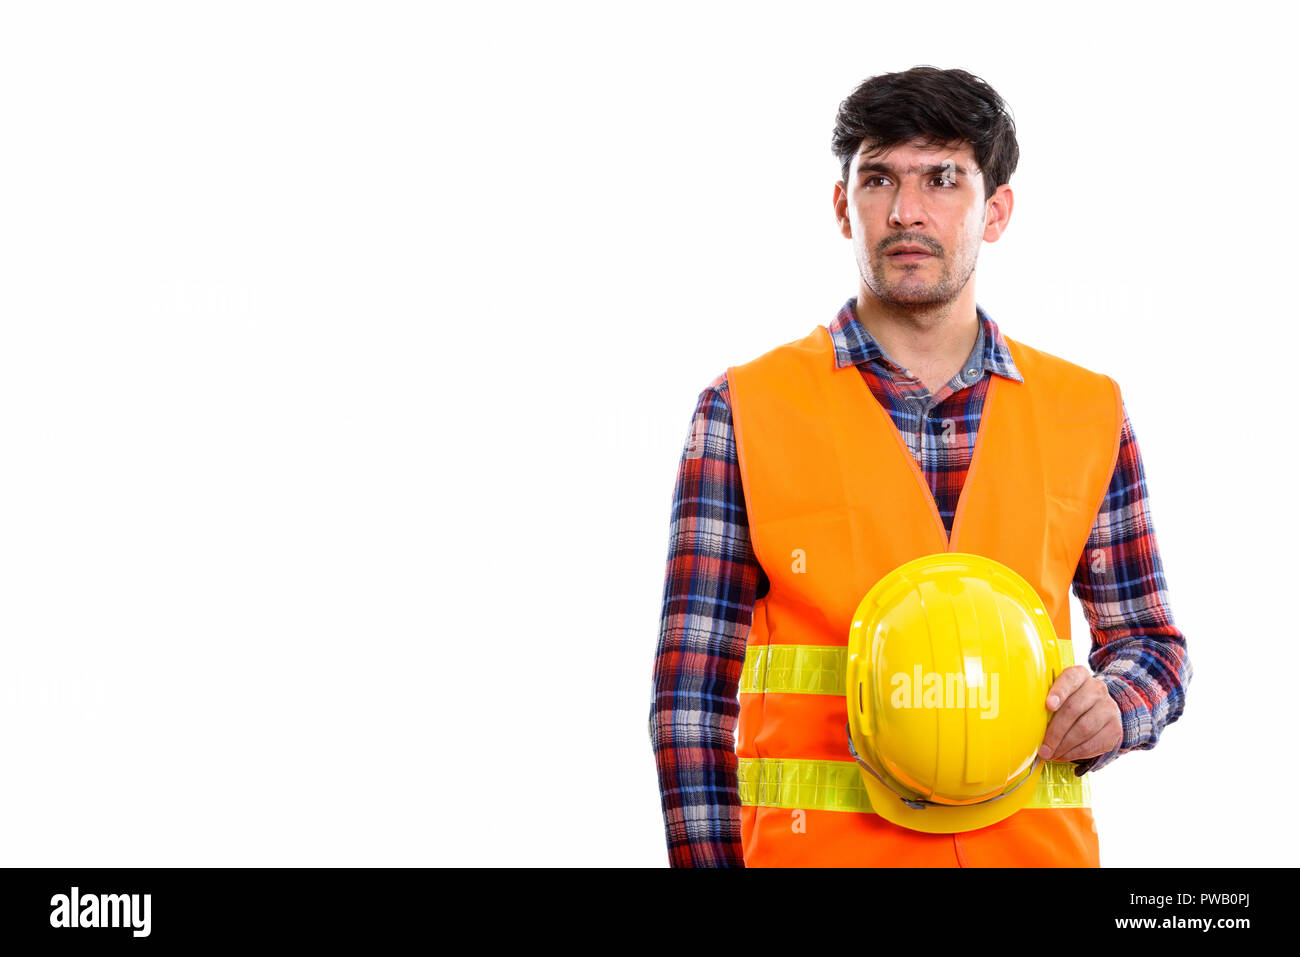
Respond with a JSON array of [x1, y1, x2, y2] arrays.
[[648, 66, 1190, 867]]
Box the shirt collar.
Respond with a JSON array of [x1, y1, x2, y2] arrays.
[[827, 297, 1024, 384]]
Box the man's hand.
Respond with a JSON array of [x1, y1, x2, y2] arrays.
[[1037, 665, 1122, 762]]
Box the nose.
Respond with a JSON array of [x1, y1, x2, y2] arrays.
[[889, 178, 928, 228]]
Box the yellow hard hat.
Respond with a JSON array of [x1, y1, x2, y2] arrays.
[[845, 551, 1067, 834]]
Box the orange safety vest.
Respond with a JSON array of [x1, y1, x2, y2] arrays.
[[725, 321, 1123, 867]]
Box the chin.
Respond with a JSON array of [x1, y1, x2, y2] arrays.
[[879, 286, 947, 305]]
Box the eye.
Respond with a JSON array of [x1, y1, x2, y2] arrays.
[[862, 175, 956, 189]]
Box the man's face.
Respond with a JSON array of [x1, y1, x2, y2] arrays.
[[834, 139, 1002, 307]]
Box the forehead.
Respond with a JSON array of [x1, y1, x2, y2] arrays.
[[851, 139, 976, 175]]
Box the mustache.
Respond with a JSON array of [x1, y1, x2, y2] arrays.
[[880, 240, 942, 256]]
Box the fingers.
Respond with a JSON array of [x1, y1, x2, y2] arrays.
[[1053, 723, 1120, 762], [1039, 671, 1110, 760], [1044, 665, 1090, 711], [1047, 703, 1114, 761]]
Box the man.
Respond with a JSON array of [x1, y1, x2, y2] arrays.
[[648, 66, 1190, 867]]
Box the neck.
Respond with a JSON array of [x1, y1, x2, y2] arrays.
[[852, 286, 980, 380]]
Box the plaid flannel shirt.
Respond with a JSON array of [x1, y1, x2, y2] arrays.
[[648, 298, 1191, 868]]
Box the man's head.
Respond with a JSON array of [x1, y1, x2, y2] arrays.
[[830, 66, 1018, 309]]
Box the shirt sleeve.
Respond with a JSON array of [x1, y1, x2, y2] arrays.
[[1069, 398, 1191, 775], [648, 374, 763, 867]]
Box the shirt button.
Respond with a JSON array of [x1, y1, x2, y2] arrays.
[[965, 368, 979, 379]]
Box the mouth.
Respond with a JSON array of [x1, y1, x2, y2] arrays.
[[885, 244, 936, 260]]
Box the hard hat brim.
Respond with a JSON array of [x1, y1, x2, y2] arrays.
[[860, 760, 1045, 834]]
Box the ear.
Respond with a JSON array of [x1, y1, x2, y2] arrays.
[[833, 179, 852, 239], [981, 185, 1014, 243]]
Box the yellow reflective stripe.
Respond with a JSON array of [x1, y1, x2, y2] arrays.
[[738, 757, 869, 813], [1035, 759, 1092, 807], [1059, 637, 1075, 668], [739, 645, 848, 695], [742, 639, 1080, 694], [737, 757, 1090, 814]]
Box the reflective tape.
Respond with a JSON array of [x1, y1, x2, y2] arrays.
[[739, 645, 848, 695], [737, 756, 1090, 814], [741, 640, 1076, 695]]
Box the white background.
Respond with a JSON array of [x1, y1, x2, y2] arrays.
[[0, 1, 1293, 867]]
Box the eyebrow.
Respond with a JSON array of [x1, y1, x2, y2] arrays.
[[857, 161, 973, 178]]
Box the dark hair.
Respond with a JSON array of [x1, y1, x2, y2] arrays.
[[831, 66, 1018, 203]]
